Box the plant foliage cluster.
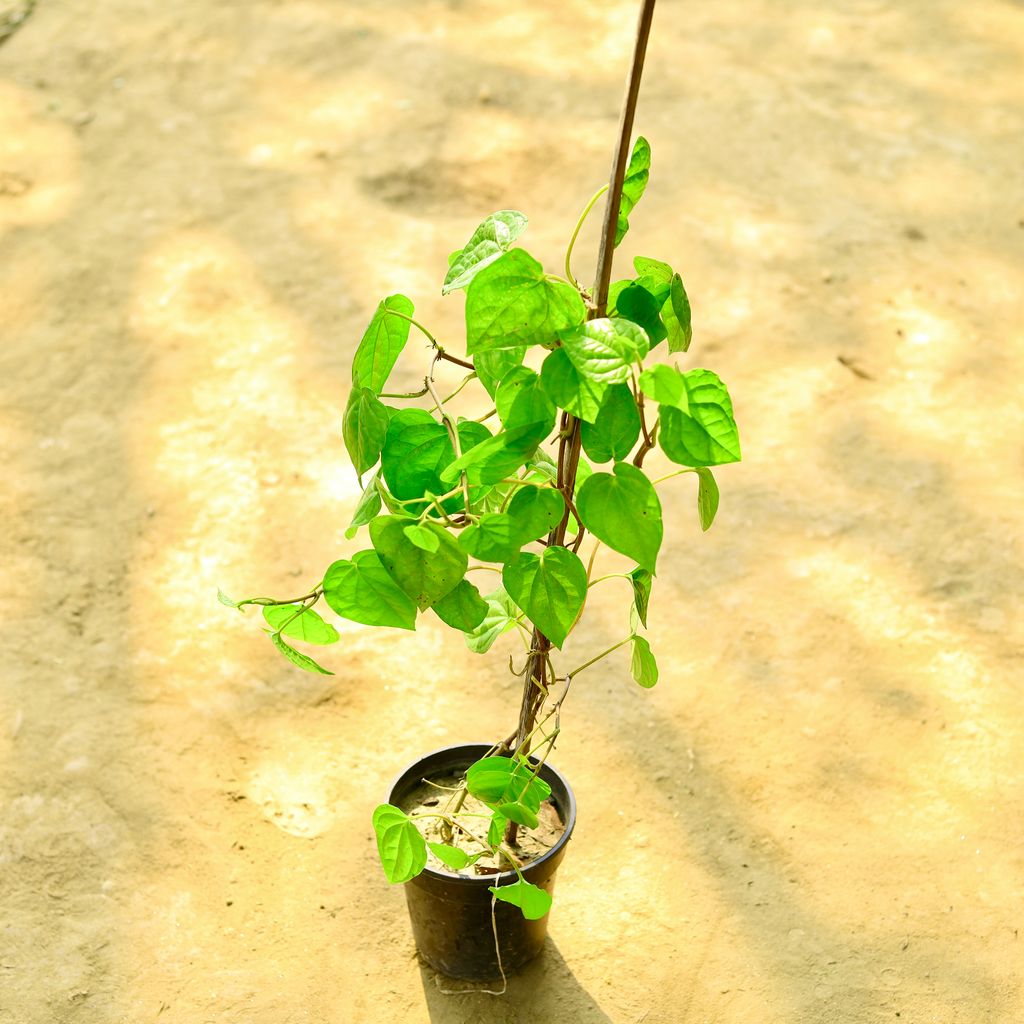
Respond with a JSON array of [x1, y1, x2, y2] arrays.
[[223, 139, 740, 914]]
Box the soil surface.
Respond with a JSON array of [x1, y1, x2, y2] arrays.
[[401, 772, 563, 875], [2, 1, 1023, 1022]]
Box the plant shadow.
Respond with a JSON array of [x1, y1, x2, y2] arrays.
[[417, 938, 613, 1024]]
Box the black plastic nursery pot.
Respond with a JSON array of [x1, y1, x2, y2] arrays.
[[386, 742, 577, 981]]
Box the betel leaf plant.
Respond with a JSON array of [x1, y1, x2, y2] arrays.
[[221, 0, 739, 942]]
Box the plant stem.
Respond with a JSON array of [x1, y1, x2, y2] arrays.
[[567, 635, 634, 678], [509, 0, 658, 761], [564, 184, 609, 289]]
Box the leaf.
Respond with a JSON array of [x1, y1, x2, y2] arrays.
[[638, 363, 688, 410], [474, 347, 526, 398], [558, 317, 649, 383], [663, 274, 692, 353], [442, 211, 529, 294], [465, 756, 552, 813], [616, 283, 667, 347], [439, 422, 549, 487], [343, 387, 390, 478], [540, 347, 610, 424], [495, 366, 557, 432], [489, 879, 552, 920], [505, 485, 565, 542], [695, 466, 719, 531], [262, 604, 340, 645], [502, 547, 587, 648], [352, 295, 414, 394], [322, 551, 417, 630], [633, 256, 673, 284], [427, 842, 480, 871], [380, 409, 452, 502], [487, 812, 507, 848], [580, 383, 642, 464], [629, 567, 652, 629], [217, 588, 239, 608], [431, 579, 489, 631], [370, 516, 468, 610], [658, 369, 741, 468], [633, 259, 692, 352], [403, 523, 440, 553], [630, 635, 659, 688], [269, 632, 334, 675], [372, 804, 428, 884], [346, 473, 383, 539], [615, 136, 651, 246], [576, 462, 663, 574], [465, 249, 585, 354], [463, 586, 521, 654], [459, 513, 524, 564]]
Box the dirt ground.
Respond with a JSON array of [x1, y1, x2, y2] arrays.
[[2, 1, 1023, 1021]]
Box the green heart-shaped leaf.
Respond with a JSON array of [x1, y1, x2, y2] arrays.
[[370, 516, 467, 610], [372, 804, 427, 883], [465, 249, 585, 354], [322, 551, 417, 630], [502, 547, 587, 648], [576, 462, 663, 574]]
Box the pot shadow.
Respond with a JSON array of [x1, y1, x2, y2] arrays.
[[417, 938, 613, 1024]]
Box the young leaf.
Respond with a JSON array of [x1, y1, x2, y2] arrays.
[[630, 636, 659, 688], [615, 136, 651, 246], [695, 466, 719, 531], [474, 347, 526, 398], [403, 523, 440, 553], [343, 387, 390, 478], [439, 422, 549, 487], [505, 485, 565, 542], [372, 804, 428, 884], [465, 249, 585, 354], [576, 462, 663, 574], [658, 369, 741, 468], [632, 255, 673, 284], [352, 295, 414, 394], [489, 879, 552, 921], [465, 756, 552, 811], [442, 211, 528, 295], [431, 579, 489, 631], [628, 567, 652, 628], [322, 551, 417, 630], [495, 366, 557, 432], [502, 547, 587, 649], [217, 588, 239, 608], [463, 586, 521, 654], [346, 473, 383, 538], [269, 632, 334, 675], [487, 812, 508, 848], [459, 513, 524, 564], [663, 274, 692, 353], [263, 604, 339, 645], [540, 347, 611, 423], [632, 259, 692, 352], [638, 363, 688, 410], [558, 317, 649, 383], [427, 841, 480, 871], [370, 516, 468, 610], [616, 283, 667, 347], [580, 383, 642, 464]]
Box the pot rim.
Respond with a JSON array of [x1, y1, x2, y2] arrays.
[[385, 741, 577, 886]]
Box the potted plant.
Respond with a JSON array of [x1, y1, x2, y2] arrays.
[[221, 0, 739, 985]]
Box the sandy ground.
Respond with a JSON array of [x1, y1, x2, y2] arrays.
[[2, 1, 1023, 1021]]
